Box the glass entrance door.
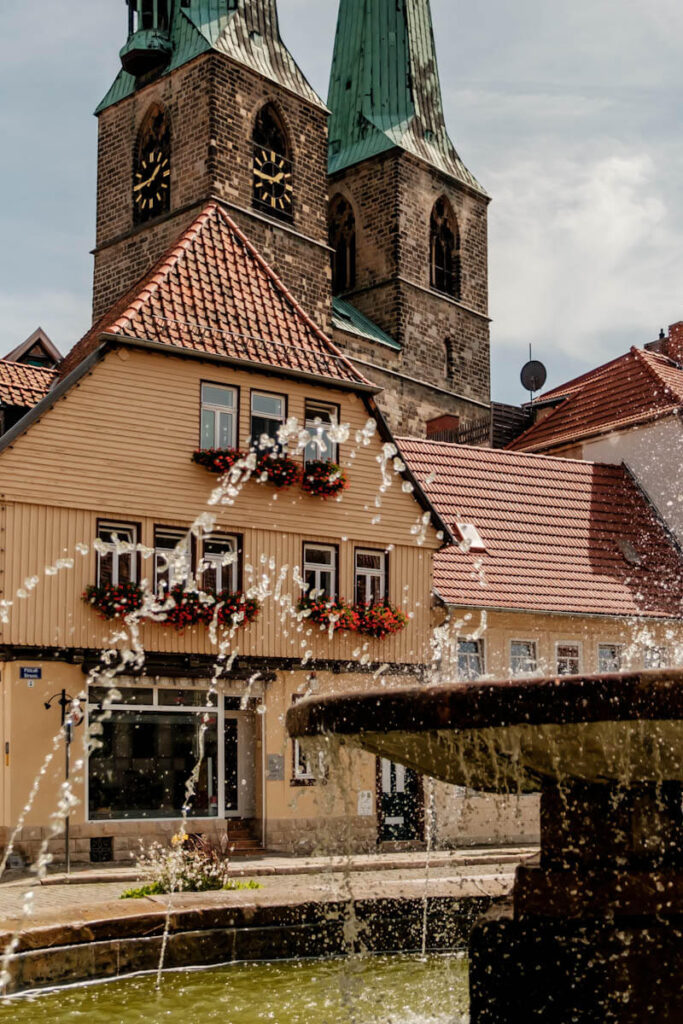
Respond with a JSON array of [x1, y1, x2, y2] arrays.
[[378, 758, 422, 842]]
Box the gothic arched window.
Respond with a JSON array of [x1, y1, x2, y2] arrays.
[[329, 195, 356, 295], [430, 197, 461, 299], [252, 104, 293, 220], [133, 104, 171, 225]]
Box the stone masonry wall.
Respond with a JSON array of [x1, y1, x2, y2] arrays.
[[93, 53, 331, 329]]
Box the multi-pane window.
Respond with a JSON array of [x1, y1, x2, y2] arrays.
[[303, 544, 337, 600], [510, 640, 537, 677], [201, 535, 239, 593], [251, 392, 285, 448], [457, 639, 484, 680], [201, 384, 237, 450], [598, 644, 623, 673], [304, 402, 338, 464], [96, 522, 138, 587], [557, 643, 581, 676], [355, 550, 387, 606], [154, 527, 191, 594], [644, 646, 669, 669]]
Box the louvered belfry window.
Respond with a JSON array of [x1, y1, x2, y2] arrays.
[[430, 197, 461, 299], [329, 194, 357, 294]]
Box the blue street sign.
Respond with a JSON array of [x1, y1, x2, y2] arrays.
[[20, 667, 42, 680]]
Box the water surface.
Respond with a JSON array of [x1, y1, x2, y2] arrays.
[[1, 954, 469, 1023]]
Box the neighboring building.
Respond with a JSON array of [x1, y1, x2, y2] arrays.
[[5, 328, 61, 370], [400, 438, 683, 845], [0, 330, 60, 436], [0, 204, 448, 865], [327, 0, 492, 436], [508, 323, 683, 544]]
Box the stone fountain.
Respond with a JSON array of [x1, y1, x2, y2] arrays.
[[287, 669, 683, 1023]]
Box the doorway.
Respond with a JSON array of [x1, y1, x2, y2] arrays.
[[378, 758, 423, 842]]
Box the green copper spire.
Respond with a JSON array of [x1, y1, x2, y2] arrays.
[[98, 1, 323, 113], [328, 0, 484, 192]]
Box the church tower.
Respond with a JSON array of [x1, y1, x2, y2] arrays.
[[93, 1, 330, 328], [327, 0, 491, 436]]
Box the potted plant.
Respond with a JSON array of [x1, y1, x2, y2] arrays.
[[301, 461, 349, 499]]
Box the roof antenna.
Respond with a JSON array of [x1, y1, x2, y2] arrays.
[[659, 329, 666, 341], [520, 344, 548, 407]]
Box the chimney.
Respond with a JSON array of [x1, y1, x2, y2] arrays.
[[427, 414, 460, 442], [662, 322, 683, 365]]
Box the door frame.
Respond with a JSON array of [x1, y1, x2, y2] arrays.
[[375, 757, 425, 844]]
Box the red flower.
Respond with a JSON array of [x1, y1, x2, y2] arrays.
[[301, 462, 349, 499]]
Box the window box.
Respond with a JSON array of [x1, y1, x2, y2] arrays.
[[255, 452, 302, 489], [298, 597, 360, 633], [301, 461, 348, 499], [356, 602, 408, 639], [84, 581, 145, 620], [192, 447, 244, 474]]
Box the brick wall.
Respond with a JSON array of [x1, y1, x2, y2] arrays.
[[93, 53, 331, 329]]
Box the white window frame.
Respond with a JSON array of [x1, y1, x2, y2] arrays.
[[598, 643, 623, 674], [200, 383, 237, 450], [201, 534, 239, 593], [457, 638, 485, 681], [355, 549, 387, 605], [304, 401, 339, 465], [644, 646, 670, 669], [510, 639, 538, 677], [251, 391, 285, 447], [556, 641, 582, 677], [154, 527, 192, 593], [303, 543, 337, 600], [96, 521, 138, 587]]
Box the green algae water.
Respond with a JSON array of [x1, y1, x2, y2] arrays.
[[0, 954, 469, 1023]]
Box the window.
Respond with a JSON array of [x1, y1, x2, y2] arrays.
[[556, 643, 581, 676], [200, 384, 237, 450], [201, 535, 239, 593], [598, 644, 623, 673], [430, 196, 460, 298], [457, 639, 484, 681], [304, 401, 339, 465], [252, 104, 293, 220], [510, 640, 537, 677], [154, 527, 191, 594], [96, 522, 138, 587], [251, 392, 285, 449], [303, 544, 337, 600], [329, 194, 356, 294], [355, 550, 387, 606], [291, 695, 326, 785], [644, 646, 669, 669]]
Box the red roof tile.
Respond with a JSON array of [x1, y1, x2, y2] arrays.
[[0, 360, 57, 408], [399, 438, 683, 619], [60, 204, 371, 389], [509, 347, 683, 453]]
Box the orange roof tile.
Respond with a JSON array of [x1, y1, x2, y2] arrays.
[[60, 204, 372, 389], [510, 347, 683, 453], [0, 360, 57, 408], [400, 438, 683, 619]]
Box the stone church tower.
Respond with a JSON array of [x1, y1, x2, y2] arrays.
[[93, 0, 331, 330], [327, 0, 492, 437]]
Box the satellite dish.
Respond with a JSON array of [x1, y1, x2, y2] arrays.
[[521, 360, 548, 394]]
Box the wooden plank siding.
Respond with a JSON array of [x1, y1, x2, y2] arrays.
[[0, 348, 438, 663]]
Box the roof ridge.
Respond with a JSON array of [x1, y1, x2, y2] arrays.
[[398, 435, 616, 470], [505, 384, 583, 452], [634, 345, 683, 402]]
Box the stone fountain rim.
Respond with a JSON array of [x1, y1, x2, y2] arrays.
[[286, 669, 683, 739]]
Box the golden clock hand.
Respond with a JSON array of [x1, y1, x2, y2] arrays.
[[254, 168, 276, 182], [134, 163, 162, 192]]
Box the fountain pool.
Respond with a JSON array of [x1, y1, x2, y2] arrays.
[[0, 954, 469, 1023]]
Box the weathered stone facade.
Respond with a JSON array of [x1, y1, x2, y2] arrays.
[[93, 53, 331, 330]]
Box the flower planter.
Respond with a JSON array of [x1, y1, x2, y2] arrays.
[[298, 598, 360, 633], [356, 602, 409, 639], [301, 461, 348, 499], [255, 452, 302, 489], [192, 448, 244, 474], [83, 583, 260, 631], [83, 582, 145, 620], [298, 598, 407, 638]]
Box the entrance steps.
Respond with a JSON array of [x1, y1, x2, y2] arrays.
[[226, 819, 263, 858]]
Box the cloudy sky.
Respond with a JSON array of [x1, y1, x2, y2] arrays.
[[1, 0, 681, 403]]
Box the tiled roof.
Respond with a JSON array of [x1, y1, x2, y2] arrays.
[[509, 347, 683, 453], [61, 204, 371, 389], [332, 298, 401, 351], [0, 361, 57, 408], [399, 438, 683, 619]]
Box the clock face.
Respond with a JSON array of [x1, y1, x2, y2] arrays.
[[133, 145, 170, 221], [253, 147, 293, 217]]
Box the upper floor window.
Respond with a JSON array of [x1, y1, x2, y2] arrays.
[[251, 391, 285, 449], [154, 527, 191, 594], [457, 639, 484, 681], [133, 104, 171, 225], [129, 0, 170, 33], [355, 550, 387, 606], [598, 643, 623, 673], [329, 194, 356, 294], [556, 643, 581, 676], [201, 535, 239, 593], [303, 544, 337, 601], [644, 646, 669, 669], [201, 383, 237, 450], [304, 401, 339, 465], [430, 197, 460, 299], [97, 521, 138, 587], [252, 104, 293, 221], [510, 640, 537, 677]]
